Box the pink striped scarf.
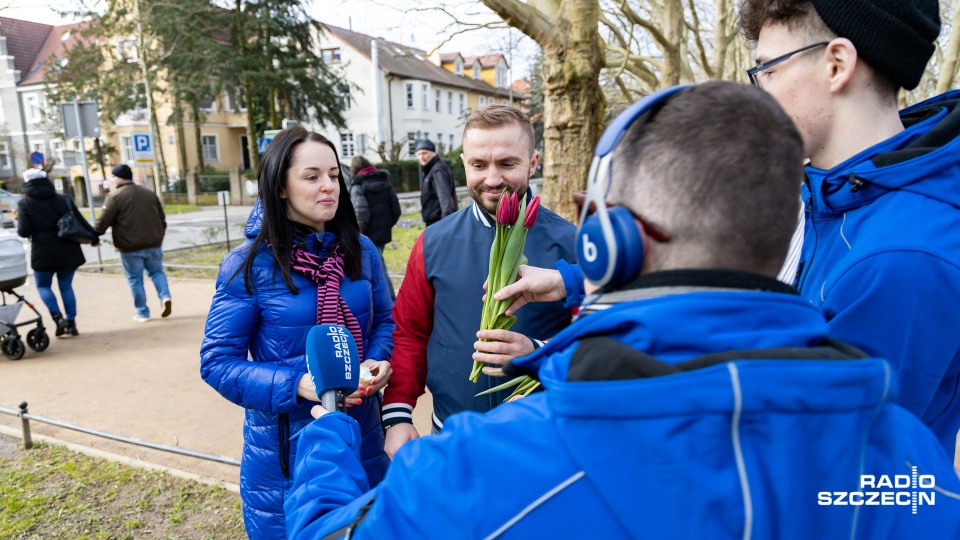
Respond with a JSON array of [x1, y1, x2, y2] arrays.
[[289, 243, 364, 359]]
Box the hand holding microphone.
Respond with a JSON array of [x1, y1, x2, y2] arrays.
[[305, 324, 361, 414]]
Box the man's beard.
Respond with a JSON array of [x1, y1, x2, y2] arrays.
[[470, 185, 527, 216]]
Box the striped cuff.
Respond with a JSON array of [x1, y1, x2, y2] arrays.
[[381, 403, 414, 427]]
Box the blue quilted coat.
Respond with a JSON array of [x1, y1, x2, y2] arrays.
[[200, 203, 394, 539]]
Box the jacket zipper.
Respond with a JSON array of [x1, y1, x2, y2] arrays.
[[279, 413, 290, 478], [796, 178, 818, 293]]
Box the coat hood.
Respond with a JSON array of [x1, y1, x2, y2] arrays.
[[22, 177, 56, 200], [805, 90, 960, 217], [353, 169, 392, 194]]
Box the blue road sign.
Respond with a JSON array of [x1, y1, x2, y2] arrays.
[[133, 133, 151, 152], [29, 151, 43, 165], [258, 137, 271, 155]]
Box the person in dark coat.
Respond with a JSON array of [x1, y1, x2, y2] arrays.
[[16, 168, 99, 336], [415, 139, 457, 225], [348, 156, 401, 300]]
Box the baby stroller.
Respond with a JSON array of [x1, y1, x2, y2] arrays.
[[0, 233, 48, 360]]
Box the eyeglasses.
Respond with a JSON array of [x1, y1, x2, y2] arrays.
[[573, 191, 670, 242], [747, 42, 829, 87]]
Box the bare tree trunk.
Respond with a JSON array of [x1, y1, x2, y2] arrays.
[[236, 0, 261, 170], [661, 0, 683, 87], [174, 94, 188, 181], [482, 0, 603, 222], [937, 1, 960, 93], [192, 102, 206, 173]]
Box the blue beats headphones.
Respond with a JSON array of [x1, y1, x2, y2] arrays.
[[576, 84, 692, 288]]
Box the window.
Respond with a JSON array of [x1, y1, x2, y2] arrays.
[[321, 48, 341, 64], [0, 142, 9, 169], [117, 38, 138, 62], [459, 93, 465, 114], [198, 94, 216, 113], [479, 96, 486, 108], [340, 132, 356, 158], [449, 133, 454, 149], [336, 83, 352, 111], [407, 131, 416, 158], [224, 88, 248, 112], [201, 134, 220, 162], [436, 133, 442, 148], [447, 91, 453, 114], [472, 63, 482, 80], [421, 83, 429, 110], [495, 65, 508, 88], [120, 135, 134, 162], [30, 141, 45, 156], [357, 133, 368, 155], [405, 82, 414, 109], [454, 58, 464, 76], [26, 94, 41, 123], [435, 89, 441, 113], [502, 99, 509, 105], [51, 140, 65, 164]]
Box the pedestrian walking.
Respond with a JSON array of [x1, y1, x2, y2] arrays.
[[348, 156, 401, 300], [16, 168, 99, 336], [93, 164, 171, 322]]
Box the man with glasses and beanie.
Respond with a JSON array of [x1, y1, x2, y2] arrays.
[[283, 81, 960, 539], [736, 0, 960, 455], [415, 139, 458, 226]]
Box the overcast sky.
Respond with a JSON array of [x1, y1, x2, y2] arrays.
[[1, 0, 540, 79]]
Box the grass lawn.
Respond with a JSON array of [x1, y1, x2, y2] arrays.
[[163, 204, 202, 215], [0, 437, 244, 539]]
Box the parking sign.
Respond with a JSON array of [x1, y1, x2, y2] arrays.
[[132, 133, 154, 166]]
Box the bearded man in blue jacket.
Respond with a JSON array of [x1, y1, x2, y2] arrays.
[[737, 0, 960, 454], [282, 81, 960, 539]]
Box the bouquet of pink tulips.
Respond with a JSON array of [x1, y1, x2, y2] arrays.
[[470, 189, 541, 383]]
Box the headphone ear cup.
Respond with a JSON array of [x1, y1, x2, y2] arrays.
[[576, 207, 646, 288], [606, 207, 645, 287]]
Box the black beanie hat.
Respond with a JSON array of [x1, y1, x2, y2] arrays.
[[415, 139, 436, 153], [111, 164, 133, 181], [811, 0, 940, 90]]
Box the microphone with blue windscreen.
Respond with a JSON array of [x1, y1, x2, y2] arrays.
[[305, 324, 360, 413]]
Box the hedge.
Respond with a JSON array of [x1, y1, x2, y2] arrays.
[[377, 157, 466, 193]]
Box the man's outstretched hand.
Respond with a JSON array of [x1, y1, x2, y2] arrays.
[[487, 265, 565, 316]]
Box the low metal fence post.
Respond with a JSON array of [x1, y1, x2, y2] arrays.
[[18, 401, 32, 450]]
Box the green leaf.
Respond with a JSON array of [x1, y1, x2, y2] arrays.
[[475, 376, 526, 396], [493, 314, 517, 330]]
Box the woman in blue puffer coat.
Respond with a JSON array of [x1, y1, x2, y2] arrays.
[[200, 126, 394, 539]]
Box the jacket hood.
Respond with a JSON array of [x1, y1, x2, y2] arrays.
[[512, 287, 892, 422], [806, 90, 960, 216], [243, 197, 336, 254], [353, 170, 392, 194], [22, 177, 56, 200]]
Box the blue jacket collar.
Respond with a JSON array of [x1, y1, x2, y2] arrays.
[[806, 90, 960, 217]]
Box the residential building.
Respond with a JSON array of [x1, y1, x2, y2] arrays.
[[314, 24, 522, 163], [0, 17, 86, 188]]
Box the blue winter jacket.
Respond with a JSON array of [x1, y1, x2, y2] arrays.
[[284, 275, 960, 538], [200, 202, 394, 539], [797, 90, 960, 452]]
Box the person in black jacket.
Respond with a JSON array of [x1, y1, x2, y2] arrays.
[[415, 139, 457, 226], [349, 156, 402, 300], [16, 168, 99, 337]]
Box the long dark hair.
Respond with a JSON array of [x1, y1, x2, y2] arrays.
[[239, 126, 362, 294]]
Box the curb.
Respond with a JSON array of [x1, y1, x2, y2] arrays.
[[0, 424, 240, 493]]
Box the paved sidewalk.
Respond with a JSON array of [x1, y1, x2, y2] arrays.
[[0, 270, 433, 484]]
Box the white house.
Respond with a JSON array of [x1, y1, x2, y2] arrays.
[[313, 24, 522, 163]]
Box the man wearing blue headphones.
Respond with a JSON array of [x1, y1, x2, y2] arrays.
[[284, 81, 960, 538]]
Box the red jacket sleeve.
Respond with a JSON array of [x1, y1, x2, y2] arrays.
[[382, 233, 433, 426]]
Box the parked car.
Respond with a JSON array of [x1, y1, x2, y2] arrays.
[[0, 189, 23, 229]]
